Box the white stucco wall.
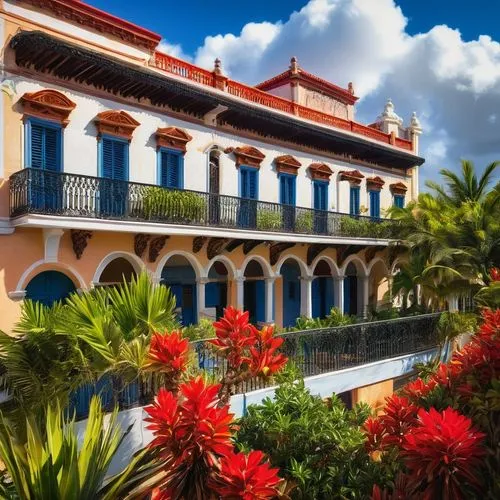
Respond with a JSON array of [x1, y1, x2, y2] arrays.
[[10, 75, 412, 215], [3, 1, 151, 61]]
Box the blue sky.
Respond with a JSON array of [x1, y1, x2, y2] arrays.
[[87, 0, 500, 186]]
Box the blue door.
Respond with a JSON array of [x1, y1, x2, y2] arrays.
[[27, 120, 63, 211], [343, 276, 358, 316], [100, 137, 128, 217], [25, 271, 75, 306], [162, 264, 197, 326], [239, 167, 258, 228], [244, 280, 265, 324], [312, 277, 334, 319], [281, 262, 301, 327], [313, 181, 328, 234], [280, 174, 296, 231], [205, 281, 227, 320]]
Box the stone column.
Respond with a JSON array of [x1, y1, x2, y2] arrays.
[[265, 277, 276, 324], [196, 277, 209, 321], [333, 276, 345, 313], [359, 276, 370, 318], [300, 276, 313, 318], [234, 276, 245, 310]]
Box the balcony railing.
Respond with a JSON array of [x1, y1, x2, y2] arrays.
[[68, 313, 442, 419], [10, 168, 401, 239]]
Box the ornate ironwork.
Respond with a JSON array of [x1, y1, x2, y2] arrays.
[[9, 169, 401, 240], [70, 229, 92, 259]]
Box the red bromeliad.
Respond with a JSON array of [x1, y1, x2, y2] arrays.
[[402, 407, 486, 500], [490, 267, 500, 282], [250, 326, 287, 377], [148, 331, 190, 373], [209, 450, 283, 499], [400, 377, 437, 402], [378, 395, 418, 449]]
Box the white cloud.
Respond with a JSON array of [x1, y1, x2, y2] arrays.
[[182, 0, 500, 186]]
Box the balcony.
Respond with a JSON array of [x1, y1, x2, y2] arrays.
[[9, 169, 401, 240]]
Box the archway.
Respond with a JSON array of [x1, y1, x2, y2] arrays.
[[312, 259, 335, 319], [280, 258, 301, 327], [98, 257, 137, 286], [161, 255, 197, 326], [25, 270, 76, 306], [206, 260, 229, 320], [344, 262, 358, 316], [368, 259, 389, 313], [243, 259, 266, 325]]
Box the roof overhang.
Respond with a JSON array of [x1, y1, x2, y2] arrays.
[[9, 31, 424, 171]]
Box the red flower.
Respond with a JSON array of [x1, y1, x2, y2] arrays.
[[249, 325, 287, 377], [401, 377, 437, 401], [209, 450, 282, 499], [363, 416, 387, 453], [378, 395, 419, 449], [402, 407, 486, 499], [490, 267, 500, 282], [144, 377, 235, 494], [148, 331, 189, 374], [209, 307, 256, 368]]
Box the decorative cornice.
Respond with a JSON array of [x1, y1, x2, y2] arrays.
[[22, 0, 162, 50], [95, 110, 140, 141], [156, 126, 193, 152], [366, 176, 385, 191], [339, 169, 365, 185], [274, 154, 301, 175], [390, 182, 408, 195], [226, 145, 265, 169], [309, 163, 333, 182], [21, 89, 76, 126]]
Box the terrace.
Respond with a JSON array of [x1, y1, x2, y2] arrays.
[[9, 168, 401, 240]]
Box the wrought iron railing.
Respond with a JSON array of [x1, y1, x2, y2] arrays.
[[69, 313, 441, 419], [10, 168, 401, 239]]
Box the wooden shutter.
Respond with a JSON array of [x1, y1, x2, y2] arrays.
[[350, 186, 360, 215], [248, 169, 257, 199], [101, 138, 127, 180], [30, 123, 44, 169], [369, 191, 380, 218], [29, 122, 61, 171]]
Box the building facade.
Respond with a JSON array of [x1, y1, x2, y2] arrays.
[[0, 0, 424, 332]]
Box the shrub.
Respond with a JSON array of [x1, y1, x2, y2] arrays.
[[256, 209, 282, 231], [182, 318, 216, 341], [339, 216, 396, 239], [286, 308, 356, 332], [295, 211, 313, 232], [143, 187, 206, 222], [235, 368, 378, 499]]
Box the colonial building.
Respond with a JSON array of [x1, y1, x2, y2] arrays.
[[0, 0, 424, 332]]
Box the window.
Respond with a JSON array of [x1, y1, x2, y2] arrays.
[[240, 166, 258, 199], [100, 136, 128, 180], [313, 180, 328, 210], [159, 148, 183, 189], [369, 190, 380, 218], [350, 186, 360, 215], [25, 118, 62, 171], [279, 174, 296, 205], [394, 194, 405, 208]]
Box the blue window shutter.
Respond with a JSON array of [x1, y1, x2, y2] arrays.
[[29, 121, 61, 171], [280, 175, 286, 204], [369, 191, 380, 218], [167, 152, 179, 188], [280, 175, 296, 205], [101, 137, 127, 180], [394, 195, 404, 208], [313, 181, 327, 210], [30, 123, 44, 169], [240, 168, 248, 198], [248, 169, 257, 199], [350, 186, 360, 215], [160, 151, 169, 187]]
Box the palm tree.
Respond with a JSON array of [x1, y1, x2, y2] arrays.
[[426, 159, 499, 206], [0, 397, 161, 499]]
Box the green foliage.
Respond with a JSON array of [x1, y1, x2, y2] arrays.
[[339, 216, 396, 239], [475, 281, 500, 309], [0, 396, 158, 500], [286, 308, 356, 331], [295, 211, 313, 232], [436, 311, 477, 344], [143, 186, 207, 222], [256, 209, 282, 231], [182, 318, 216, 341], [235, 371, 378, 499]]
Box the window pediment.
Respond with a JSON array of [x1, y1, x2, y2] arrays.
[[95, 110, 140, 141], [21, 89, 76, 126], [366, 176, 385, 191], [390, 182, 408, 195], [156, 127, 193, 152], [339, 169, 364, 185], [226, 145, 265, 169], [309, 163, 333, 182], [275, 155, 301, 175]]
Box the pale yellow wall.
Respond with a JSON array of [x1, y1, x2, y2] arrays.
[[352, 379, 394, 412]]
